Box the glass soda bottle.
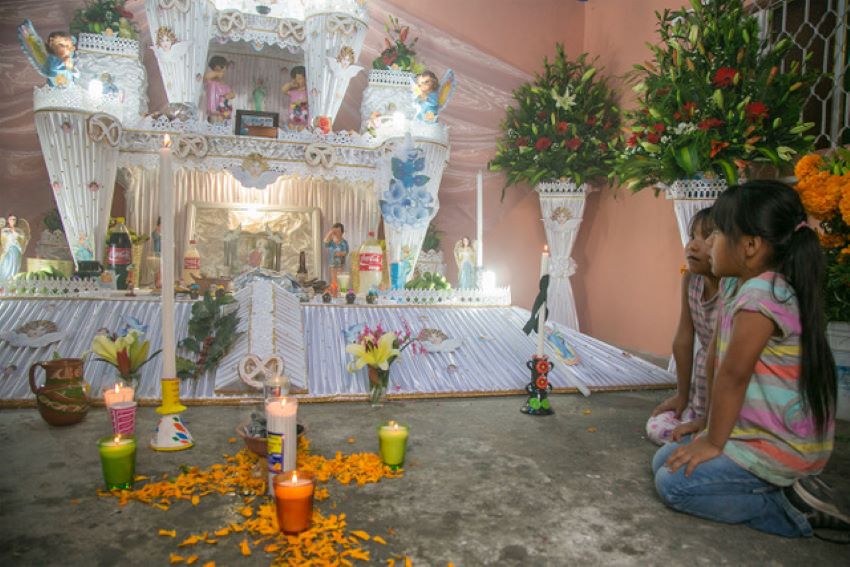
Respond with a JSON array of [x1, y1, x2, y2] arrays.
[[183, 239, 202, 285], [106, 217, 132, 290], [357, 231, 383, 293]]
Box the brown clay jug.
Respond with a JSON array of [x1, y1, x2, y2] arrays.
[[29, 358, 89, 426]]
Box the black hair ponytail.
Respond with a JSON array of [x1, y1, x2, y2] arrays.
[[713, 180, 836, 435]]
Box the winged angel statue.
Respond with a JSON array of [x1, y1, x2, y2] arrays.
[[412, 68, 455, 123], [17, 19, 79, 87]]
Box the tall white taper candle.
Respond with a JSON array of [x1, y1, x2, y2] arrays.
[[476, 170, 483, 267], [537, 246, 549, 356], [159, 134, 176, 378]]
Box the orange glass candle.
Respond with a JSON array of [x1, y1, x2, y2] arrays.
[[273, 471, 314, 533]]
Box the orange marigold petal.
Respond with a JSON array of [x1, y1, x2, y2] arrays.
[[169, 553, 185, 564], [350, 530, 370, 540], [159, 529, 177, 538], [186, 555, 199, 565], [373, 535, 387, 545], [239, 539, 252, 556]]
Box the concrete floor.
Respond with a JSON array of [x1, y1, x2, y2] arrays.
[[0, 391, 848, 566]]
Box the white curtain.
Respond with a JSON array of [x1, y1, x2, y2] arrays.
[[124, 166, 379, 281]]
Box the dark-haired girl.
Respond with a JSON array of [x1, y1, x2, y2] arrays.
[[653, 180, 847, 537]]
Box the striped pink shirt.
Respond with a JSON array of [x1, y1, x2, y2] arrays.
[[715, 272, 834, 486]]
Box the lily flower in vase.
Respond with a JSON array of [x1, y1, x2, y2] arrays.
[[346, 331, 400, 372], [91, 330, 161, 386]]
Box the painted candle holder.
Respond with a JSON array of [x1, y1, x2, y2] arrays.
[[97, 434, 137, 490], [378, 420, 409, 469], [520, 354, 554, 416]]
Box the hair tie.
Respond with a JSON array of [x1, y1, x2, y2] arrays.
[[795, 220, 808, 232]]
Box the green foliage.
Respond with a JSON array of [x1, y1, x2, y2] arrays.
[[420, 220, 443, 252], [70, 0, 139, 40], [43, 208, 64, 233], [489, 44, 620, 197], [405, 271, 451, 291], [176, 291, 242, 380], [615, 0, 819, 191], [371, 14, 424, 74]]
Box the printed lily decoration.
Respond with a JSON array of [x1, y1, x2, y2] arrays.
[[91, 330, 160, 384], [346, 332, 400, 372]]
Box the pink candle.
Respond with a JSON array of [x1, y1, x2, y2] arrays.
[[104, 382, 135, 409]]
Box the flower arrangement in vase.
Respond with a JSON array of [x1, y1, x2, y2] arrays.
[[91, 329, 160, 386], [70, 0, 139, 40], [345, 322, 418, 405], [794, 150, 850, 321], [489, 44, 620, 197], [615, 0, 817, 191], [371, 14, 424, 74]]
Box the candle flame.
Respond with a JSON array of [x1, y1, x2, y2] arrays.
[[388, 420, 397, 428], [544, 245, 549, 254], [292, 471, 298, 483], [163, 133, 172, 148], [114, 384, 120, 394], [280, 398, 286, 407], [114, 435, 121, 443]]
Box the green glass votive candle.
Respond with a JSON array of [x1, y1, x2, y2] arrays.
[[97, 434, 137, 490], [378, 421, 409, 469]]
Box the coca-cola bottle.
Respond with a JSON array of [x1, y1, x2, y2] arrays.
[[106, 217, 132, 290]]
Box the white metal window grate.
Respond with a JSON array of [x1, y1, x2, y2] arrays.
[[754, 0, 849, 149]]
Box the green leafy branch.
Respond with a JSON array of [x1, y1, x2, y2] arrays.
[[176, 292, 242, 380]]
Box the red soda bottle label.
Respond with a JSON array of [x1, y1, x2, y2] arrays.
[[107, 247, 132, 265], [359, 252, 382, 271], [184, 256, 201, 270]]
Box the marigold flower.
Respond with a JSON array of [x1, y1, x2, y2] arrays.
[[794, 154, 825, 183]]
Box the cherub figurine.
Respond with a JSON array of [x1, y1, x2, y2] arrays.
[[17, 20, 79, 88], [204, 56, 235, 123], [327, 46, 363, 86], [150, 26, 192, 65], [453, 236, 476, 289], [0, 216, 31, 281], [412, 69, 455, 123], [281, 66, 308, 130]]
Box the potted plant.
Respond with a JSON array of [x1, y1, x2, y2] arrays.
[[794, 149, 850, 420], [70, 0, 139, 40], [615, 0, 816, 193], [489, 44, 619, 329], [489, 44, 620, 194]]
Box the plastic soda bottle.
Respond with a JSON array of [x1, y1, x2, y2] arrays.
[[357, 231, 383, 293], [183, 239, 202, 285], [106, 217, 132, 290]]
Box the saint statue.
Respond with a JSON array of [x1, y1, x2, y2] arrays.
[[0, 216, 31, 280], [453, 237, 476, 289]]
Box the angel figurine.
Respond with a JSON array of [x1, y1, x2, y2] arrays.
[[0, 216, 31, 280], [17, 20, 79, 88], [150, 26, 192, 64], [327, 46, 363, 91], [453, 237, 476, 289], [412, 69, 455, 123]]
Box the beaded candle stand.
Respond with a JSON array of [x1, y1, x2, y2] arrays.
[[520, 354, 554, 416]]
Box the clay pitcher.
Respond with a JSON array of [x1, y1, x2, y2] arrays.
[[29, 358, 89, 426]]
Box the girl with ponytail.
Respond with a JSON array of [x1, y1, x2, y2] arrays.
[[652, 180, 847, 537]]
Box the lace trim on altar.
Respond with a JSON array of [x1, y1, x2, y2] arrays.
[[33, 84, 124, 117], [379, 287, 512, 306], [367, 69, 416, 87], [662, 177, 729, 200], [76, 33, 141, 58], [535, 180, 593, 196], [0, 278, 102, 297]]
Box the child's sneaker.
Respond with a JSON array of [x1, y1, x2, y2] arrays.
[[786, 476, 850, 531]]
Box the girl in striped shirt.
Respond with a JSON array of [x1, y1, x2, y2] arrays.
[[652, 180, 847, 537]]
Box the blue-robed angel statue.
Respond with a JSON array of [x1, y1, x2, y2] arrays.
[[17, 20, 79, 88], [412, 69, 455, 123]]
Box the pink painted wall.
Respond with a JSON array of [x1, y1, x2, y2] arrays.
[[0, 0, 689, 357]]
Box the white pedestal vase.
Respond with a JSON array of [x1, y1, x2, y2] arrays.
[[536, 181, 596, 331], [75, 33, 148, 123], [303, 9, 368, 126], [378, 134, 449, 280], [663, 177, 728, 246], [359, 70, 416, 132], [33, 87, 123, 268], [145, 0, 216, 108], [827, 322, 850, 422]]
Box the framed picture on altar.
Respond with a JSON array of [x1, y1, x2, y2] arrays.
[[185, 202, 321, 279], [235, 110, 279, 138]]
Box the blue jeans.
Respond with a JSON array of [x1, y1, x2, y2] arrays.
[[652, 438, 812, 537]]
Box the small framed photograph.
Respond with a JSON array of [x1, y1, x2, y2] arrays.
[[235, 110, 279, 138]]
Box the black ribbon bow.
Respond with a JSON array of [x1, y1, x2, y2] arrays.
[[523, 274, 550, 336]]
